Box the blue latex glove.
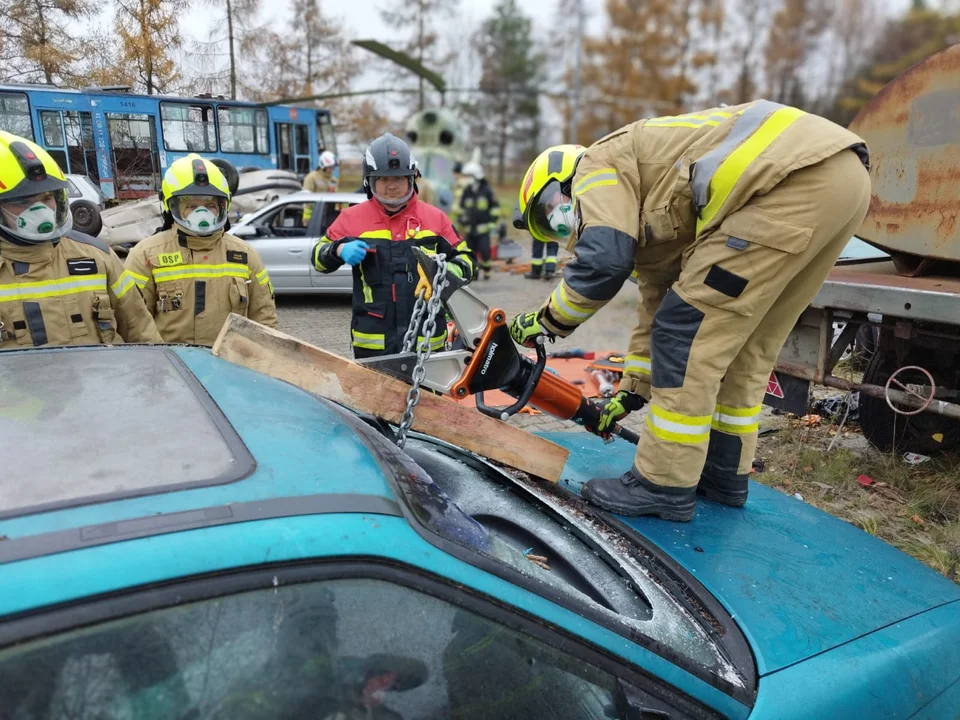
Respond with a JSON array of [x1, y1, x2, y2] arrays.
[[339, 240, 369, 265]]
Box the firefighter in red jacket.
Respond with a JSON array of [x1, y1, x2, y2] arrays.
[[312, 133, 476, 358]]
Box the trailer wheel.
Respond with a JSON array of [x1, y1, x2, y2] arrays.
[[859, 345, 960, 454]]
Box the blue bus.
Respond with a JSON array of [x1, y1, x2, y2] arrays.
[[0, 84, 337, 201]]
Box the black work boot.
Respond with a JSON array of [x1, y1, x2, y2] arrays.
[[543, 263, 557, 280], [697, 474, 749, 507], [524, 264, 543, 279], [582, 469, 697, 522]]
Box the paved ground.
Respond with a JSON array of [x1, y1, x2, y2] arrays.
[[275, 253, 648, 436]]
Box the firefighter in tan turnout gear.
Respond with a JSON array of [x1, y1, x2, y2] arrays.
[[510, 100, 872, 522], [0, 130, 161, 349], [126, 154, 278, 345]]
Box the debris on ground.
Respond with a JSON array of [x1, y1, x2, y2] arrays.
[[517, 407, 542, 415], [799, 414, 822, 427], [903, 452, 932, 465], [814, 392, 860, 423], [524, 549, 551, 570], [857, 474, 875, 486]]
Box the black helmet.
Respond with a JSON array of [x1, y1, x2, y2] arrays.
[[363, 133, 418, 208]]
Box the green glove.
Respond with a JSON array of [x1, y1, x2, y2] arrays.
[[594, 390, 646, 436], [509, 311, 552, 348]]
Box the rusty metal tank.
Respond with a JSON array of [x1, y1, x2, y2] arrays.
[[848, 44, 960, 275]]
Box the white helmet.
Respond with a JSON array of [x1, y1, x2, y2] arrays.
[[462, 161, 484, 180], [319, 150, 337, 170]]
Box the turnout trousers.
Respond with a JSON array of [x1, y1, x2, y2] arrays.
[[633, 149, 871, 489]]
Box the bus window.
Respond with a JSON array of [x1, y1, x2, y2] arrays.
[[276, 123, 293, 170], [218, 106, 269, 155], [161, 102, 216, 153], [39, 111, 68, 172], [0, 92, 33, 139], [316, 111, 336, 156], [107, 112, 161, 198], [295, 124, 310, 174]]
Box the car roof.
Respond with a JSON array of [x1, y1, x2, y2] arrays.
[[0, 347, 397, 538], [280, 191, 366, 203]]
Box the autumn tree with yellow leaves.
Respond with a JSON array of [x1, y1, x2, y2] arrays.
[[0, 0, 94, 84], [114, 0, 187, 94]]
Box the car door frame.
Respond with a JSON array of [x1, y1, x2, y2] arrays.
[[244, 198, 322, 292], [0, 558, 730, 720]]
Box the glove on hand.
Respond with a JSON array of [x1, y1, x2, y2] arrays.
[[338, 240, 369, 265], [509, 311, 552, 348], [591, 390, 646, 437]]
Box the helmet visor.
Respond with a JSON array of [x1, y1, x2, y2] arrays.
[[0, 189, 72, 244], [170, 194, 228, 236], [527, 180, 575, 243]]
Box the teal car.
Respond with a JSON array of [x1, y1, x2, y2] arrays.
[[1, 345, 959, 719]]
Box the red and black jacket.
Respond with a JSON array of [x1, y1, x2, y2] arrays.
[[313, 194, 475, 357]]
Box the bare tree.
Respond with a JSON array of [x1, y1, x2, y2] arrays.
[[0, 0, 94, 84], [115, 0, 188, 95]]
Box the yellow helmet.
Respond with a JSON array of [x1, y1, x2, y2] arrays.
[[515, 144, 584, 243], [161, 153, 231, 236], [0, 130, 72, 244]]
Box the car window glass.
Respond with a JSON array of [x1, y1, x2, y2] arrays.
[[0, 578, 622, 719], [319, 201, 354, 237], [256, 203, 311, 238], [65, 179, 81, 199]]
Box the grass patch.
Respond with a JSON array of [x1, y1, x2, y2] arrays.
[[755, 420, 960, 583]]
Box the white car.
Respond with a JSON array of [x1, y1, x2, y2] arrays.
[[230, 191, 367, 295]]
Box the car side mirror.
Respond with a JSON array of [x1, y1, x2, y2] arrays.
[[231, 225, 257, 238]]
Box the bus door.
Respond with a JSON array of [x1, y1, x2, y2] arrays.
[[275, 122, 311, 175], [105, 111, 162, 199], [36, 110, 99, 181]]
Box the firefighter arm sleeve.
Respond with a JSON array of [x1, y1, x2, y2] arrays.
[[313, 235, 345, 273], [539, 165, 639, 338], [247, 250, 279, 329], [440, 217, 476, 282], [110, 249, 162, 343]]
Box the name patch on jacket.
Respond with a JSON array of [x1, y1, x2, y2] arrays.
[[227, 250, 248, 264], [66, 258, 99, 276], [157, 251, 183, 267]]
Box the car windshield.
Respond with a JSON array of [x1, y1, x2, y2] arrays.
[[65, 179, 81, 199], [342, 411, 744, 690], [0, 578, 624, 719]]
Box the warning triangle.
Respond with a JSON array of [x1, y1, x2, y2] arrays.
[[766, 371, 785, 399]]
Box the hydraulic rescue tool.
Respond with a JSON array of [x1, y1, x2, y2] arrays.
[[357, 247, 640, 447]]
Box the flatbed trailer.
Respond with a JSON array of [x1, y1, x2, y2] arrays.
[[766, 45, 960, 453]]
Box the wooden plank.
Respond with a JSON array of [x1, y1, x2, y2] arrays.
[[211, 314, 569, 482]]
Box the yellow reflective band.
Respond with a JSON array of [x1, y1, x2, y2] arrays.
[[358, 264, 373, 303], [110, 271, 137, 299], [351, 330, 385, 350], [646, 404, 712, 444], [645, 111, 737, 129], [455, 240, 470, 252], [549, 282, 596, 324], [712, 404, 762, 434], [417, 334, 447, 351], [697, 106, 805, 235], [0, 275, 107, 303], [573, 168, 618, 197], [313, 239, 330, 271], [256, 269, 270, 286], [128, 270, 149, 288], [359, 229, 392, 240], [152, 263, 250, 283], [530, 259, 544, 266], [156, 251, 183, 267], [624, 354, 651, 375]]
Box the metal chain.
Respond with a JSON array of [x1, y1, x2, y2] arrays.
[[396, 253, 449, 448]]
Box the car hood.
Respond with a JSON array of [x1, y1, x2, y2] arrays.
[[540, 431, 960, 676]]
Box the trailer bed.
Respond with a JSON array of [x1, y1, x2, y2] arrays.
[[812, 260, 960, 324]]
